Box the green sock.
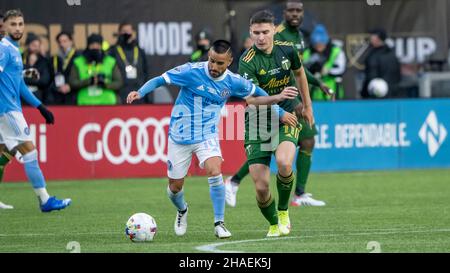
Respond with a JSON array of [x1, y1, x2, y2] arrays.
[[276, 171, 294, 211], [257, 194, 278, 225], [0, 152, 13, 182], [231, 161, 249, 184], [295, 150, 312, 196]]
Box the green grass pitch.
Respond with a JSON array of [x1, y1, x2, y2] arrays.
[[0, 169, 449, 253]]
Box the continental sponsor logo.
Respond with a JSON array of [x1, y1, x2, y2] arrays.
[[261, 75, 290, 90], [242, 48, 256, 63], [268, 68, 281, 75], [274, 40, 293, 46]]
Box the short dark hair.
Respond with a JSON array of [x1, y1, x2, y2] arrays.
[[286, 0, 303, 5], [250, 10, 275, 25], [369, 28, 387, 41], [118, 22, 133, 32], [211, 39, 232, 55], [3, 9, 24, 22], [285, 0, 304, 9], [56, 31, 73, 42]]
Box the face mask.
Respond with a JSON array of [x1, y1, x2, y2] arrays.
[[197, 44, 209, 52], [86, 49, 103, 62], [119, 33, 132, 44]]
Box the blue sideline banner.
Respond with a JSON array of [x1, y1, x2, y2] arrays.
[[271, 99, 450, 173]]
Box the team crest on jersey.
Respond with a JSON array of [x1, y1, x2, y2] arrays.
[[220, 89, 231, 98], [281, 58, 291, 70], [24, 127, 30, 136]]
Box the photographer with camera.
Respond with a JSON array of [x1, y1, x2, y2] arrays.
[[69, 33, 123, 105]]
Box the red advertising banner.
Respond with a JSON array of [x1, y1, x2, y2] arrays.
[[4, 104, 247, 182]]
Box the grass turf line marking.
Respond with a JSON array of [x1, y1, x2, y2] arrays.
[[195, 228, 450, 253]]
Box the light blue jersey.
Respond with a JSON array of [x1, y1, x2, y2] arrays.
[[161, 62, 256, 144], [0, 36, 41, 114]]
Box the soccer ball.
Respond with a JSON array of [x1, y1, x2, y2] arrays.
[[368, 78, 389, 98], [125, 213, 157, 242]]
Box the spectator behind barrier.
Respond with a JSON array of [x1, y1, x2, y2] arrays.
[[108, 22, 149, 104], [69, 33, 123, 106], [190, 28, 213, 62], [0, 13, 5, 40], [48, 31, 80, 105], [22, 32, 51, 103], [303, 24, 346, 100], [360, 28, 401, 99]]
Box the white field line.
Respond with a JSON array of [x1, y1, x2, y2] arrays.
[[195, 228, 450, 253]]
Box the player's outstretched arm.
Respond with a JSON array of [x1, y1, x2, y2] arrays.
[[19, 80, 54, 124], [245, 86, 298, 106], [127, 76, 166, 104]]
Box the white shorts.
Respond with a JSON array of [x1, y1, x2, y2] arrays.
[[0, 111, 32, 151], [167, 137, 223, 179]]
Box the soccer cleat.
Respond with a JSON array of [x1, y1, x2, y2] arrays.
[[278, 210, 291, 236], [266, 224, 281, 237], [214, 221, 232, 239], [174, 206, 188, 236], [225, 177, 239, 207], [0, 201, 14, 209], [40, 196, 71, 212], [290, 193, 326, 207]]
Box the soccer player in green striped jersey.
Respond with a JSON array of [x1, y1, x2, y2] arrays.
[[225, 0, 327, 209], [238, 10, 314, 237]]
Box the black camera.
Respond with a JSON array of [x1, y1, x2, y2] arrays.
[[97, 73, 106, 87]]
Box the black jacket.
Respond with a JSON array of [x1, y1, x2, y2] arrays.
[[22, 52, 51, 104], [108, 41, 149, 104], [361, 45, 401, 98], [48, 49, 81, 105]]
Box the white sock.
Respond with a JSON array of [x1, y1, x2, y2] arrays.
[[34, 188, 50, 204]]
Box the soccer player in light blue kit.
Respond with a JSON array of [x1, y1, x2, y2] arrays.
[[127, 40, 298, 238], [0, 9, 71, 212]]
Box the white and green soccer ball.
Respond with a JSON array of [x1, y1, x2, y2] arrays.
[[125, 213, 157, 242]]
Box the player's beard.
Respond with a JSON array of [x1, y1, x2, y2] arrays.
[[209, 69, 222, 78], [9, 32, 23, 41]]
